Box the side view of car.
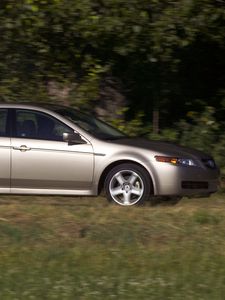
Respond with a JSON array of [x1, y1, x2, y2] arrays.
[[0, 103, 220, 206]]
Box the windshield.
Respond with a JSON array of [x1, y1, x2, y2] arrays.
[[54, 107, 126, 140]]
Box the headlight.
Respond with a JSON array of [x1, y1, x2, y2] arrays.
[[155, 156, 197, 167], [177, 158, 197, 166]]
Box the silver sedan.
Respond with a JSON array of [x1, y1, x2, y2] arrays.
[[0, 103, 219, 206]]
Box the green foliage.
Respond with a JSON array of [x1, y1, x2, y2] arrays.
[[0, 0, 224, 111], [108, 108, 147, 136], [178, 106, 219, 153], [110, 106, 225, 177], [176, 107, 225, 176], [0, 0, 224, 173]]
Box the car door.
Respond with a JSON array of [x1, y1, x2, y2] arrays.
[[0, 108, 10, 193], [11, 109, 94, 194]]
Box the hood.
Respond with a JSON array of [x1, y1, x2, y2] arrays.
[[109, 137, 211, 159]]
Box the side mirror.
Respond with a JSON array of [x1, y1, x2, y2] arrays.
[[63, 132, 86, 145]]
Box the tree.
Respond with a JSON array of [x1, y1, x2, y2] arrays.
[[0, 0, 224, 126]]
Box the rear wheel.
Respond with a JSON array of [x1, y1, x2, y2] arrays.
[[105, 163, 151, 206]]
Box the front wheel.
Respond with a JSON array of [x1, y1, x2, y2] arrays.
[[104, 163, 151, 206]]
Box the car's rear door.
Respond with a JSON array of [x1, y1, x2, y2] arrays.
[[0, 108, 10, 193], [10, 108, 94, 194]]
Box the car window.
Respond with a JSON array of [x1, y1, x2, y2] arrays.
[[0, 109, 8, 137], [15, 110, 74, 141], [54, 107, 126, 140]]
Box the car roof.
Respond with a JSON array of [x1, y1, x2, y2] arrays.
[[0, 102, 65, 108], [0, 102, 79, 112]]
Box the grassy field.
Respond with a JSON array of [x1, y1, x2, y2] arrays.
[[0, 193, 225, 299]]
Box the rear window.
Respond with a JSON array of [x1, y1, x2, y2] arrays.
[[0, 109, 8, 137]]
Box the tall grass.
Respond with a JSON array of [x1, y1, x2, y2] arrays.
[[0, 194, 225, 299]]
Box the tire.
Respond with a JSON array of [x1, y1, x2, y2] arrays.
[[104, 163, 151, 206]]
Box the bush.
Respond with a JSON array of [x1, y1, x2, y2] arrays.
[[109, 106, 225, 178]]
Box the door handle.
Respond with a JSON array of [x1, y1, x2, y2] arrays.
[[13, 145, 31, 152]]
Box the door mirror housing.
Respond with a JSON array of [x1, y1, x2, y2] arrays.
[[63, 132, 86, 145]]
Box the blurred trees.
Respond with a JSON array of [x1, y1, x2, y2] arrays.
[[0, 0, 224, 127]]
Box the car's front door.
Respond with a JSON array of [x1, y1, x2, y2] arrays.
[[0, 109, 10, 193], [11, 109, 94, 194]]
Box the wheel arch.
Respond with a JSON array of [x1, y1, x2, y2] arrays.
[[98, 159, 154, 195]]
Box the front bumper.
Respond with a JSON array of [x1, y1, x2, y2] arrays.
[[152, 163, 220, 196]]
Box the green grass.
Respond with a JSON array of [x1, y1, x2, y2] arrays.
[[0, 194, 225, 299]]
